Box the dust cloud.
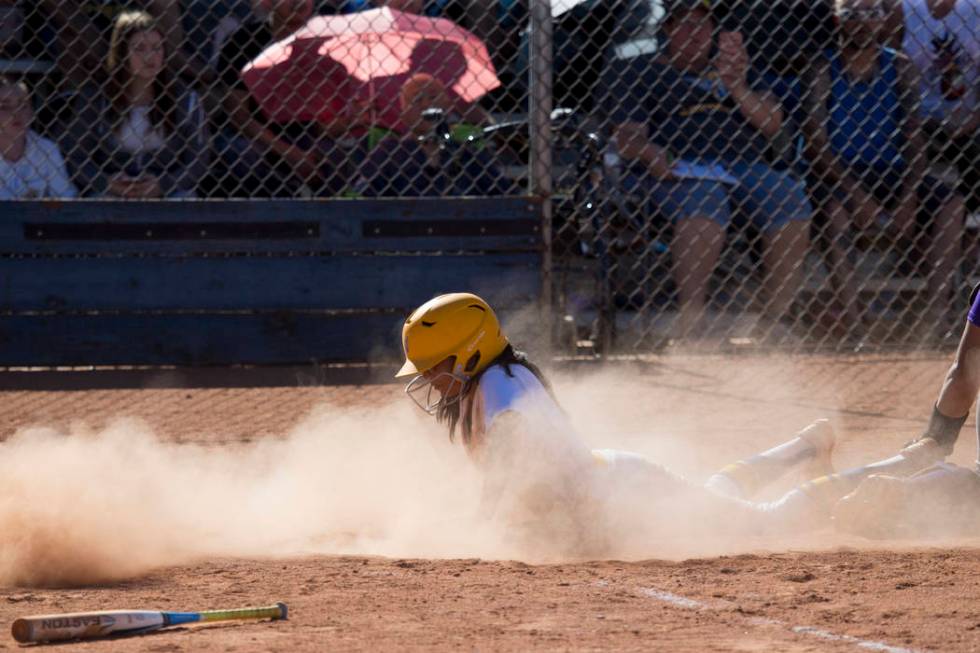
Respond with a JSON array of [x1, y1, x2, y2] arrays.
[[0, 356, 967, 587], [0, 402, 502, 587]]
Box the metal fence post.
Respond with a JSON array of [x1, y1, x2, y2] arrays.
[[529, 0, 554, 342]]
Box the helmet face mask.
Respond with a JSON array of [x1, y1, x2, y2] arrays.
[[404, 369, 469, 414]]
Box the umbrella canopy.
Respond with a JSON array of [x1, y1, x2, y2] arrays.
[[552, 0, 592, 17], [242, 8, 500, 130]]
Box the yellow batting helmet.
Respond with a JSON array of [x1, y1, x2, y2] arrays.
[[396, 293, 509, 379]]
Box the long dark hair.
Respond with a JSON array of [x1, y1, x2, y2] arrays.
[[436, 344, 560, 447], [105, 11, 177, 135]]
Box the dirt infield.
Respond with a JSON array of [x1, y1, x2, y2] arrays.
[[2, 353, 979, 652]]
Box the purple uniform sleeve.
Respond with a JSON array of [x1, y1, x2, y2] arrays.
[[969, 283, 980, 327]]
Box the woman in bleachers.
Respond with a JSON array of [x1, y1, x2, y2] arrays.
[[802, 0, 965, 338], [0, 76, 76, 199], [61, 10, 206, 198]]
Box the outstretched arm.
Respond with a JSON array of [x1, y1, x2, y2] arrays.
[[910, 286, 980, 453], [930, 323, 980, 435]]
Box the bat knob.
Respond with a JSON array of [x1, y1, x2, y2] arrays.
[[11, 619, 31, 643], [275, 602, 289, 621]]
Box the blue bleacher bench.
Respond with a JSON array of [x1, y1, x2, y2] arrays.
[[0, 198, 543, 381]]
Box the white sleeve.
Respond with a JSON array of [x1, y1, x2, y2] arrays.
[[0, 164, 19, 199]]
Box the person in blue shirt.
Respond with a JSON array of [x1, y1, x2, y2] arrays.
[[605, 0, 813, 344], [802, 0, 966, 339]]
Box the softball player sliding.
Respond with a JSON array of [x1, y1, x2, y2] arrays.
[[396, 293, 956, 552]]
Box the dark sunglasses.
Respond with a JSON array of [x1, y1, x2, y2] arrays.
[[837, 5, 888, 21]]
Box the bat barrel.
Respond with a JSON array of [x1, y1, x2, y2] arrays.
[[11, 610, 164, 643]]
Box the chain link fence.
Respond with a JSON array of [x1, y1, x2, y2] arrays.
[[0, 0, 977, 356], [552, 0, 979, 355]]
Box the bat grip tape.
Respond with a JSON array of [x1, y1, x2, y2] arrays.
[[162, 612, 203, 627]]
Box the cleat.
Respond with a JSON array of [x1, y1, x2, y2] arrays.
[[898, 437, 945, 467], [796, 419, 836, 483]]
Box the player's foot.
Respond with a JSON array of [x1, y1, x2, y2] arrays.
[[796, 419, 836, 483], [899, 436, 946, 467]]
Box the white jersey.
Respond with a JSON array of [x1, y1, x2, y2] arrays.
[[0, 131, 77, 199], [902, 0, 979, 124], [460, 363, 762, 553], [466, 364, 576, 444], [463, 363, 687, 515]]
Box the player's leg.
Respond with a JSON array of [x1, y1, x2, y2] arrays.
[[704, 419, 836, 500], [721, 436, 947, 535], [695, 423, 945, 536]]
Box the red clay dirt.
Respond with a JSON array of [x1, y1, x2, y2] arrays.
[[1, 353, 979, 652]]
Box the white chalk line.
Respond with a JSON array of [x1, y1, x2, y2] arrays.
[[635, 588, 705, 610], [633, 587, 922, 653]]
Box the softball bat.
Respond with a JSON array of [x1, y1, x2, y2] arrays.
[[11, 602, 288, 643]]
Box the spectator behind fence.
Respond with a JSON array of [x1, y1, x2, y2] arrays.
[[40, 0, 210, 90], [0, 1, 26, 60], [898, 0, 979, 216], [0, 77, 76, 198], [605, 0, 812, 344], [213, 0, 347, 197], [376, 0, 529, 115], [372, 0, 494, 128], [61, 11, 207, 198], [802, 0, 965, 336], [352, 73, 513, 197]]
